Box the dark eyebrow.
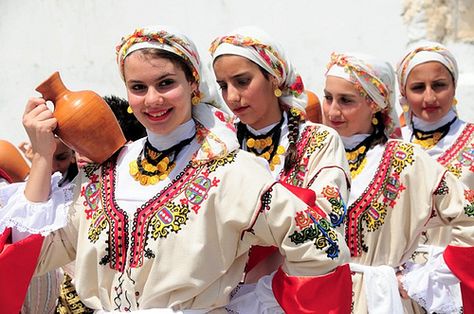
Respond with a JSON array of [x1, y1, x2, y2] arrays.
[[323, 89, 357, 98], [127, 72, 176, 84]]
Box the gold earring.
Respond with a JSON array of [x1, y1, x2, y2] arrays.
[[274, 88, 282, 98], [127, 106, 133, 114], [192, 95, 201, 106], [453, 98, 458, 106], [372, 116, 379, 125], [402, 104, 409, 112]]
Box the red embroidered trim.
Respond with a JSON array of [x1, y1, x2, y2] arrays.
[[437, 123, 474, 166], [101, 161, 204, 271], [346, 141, 397, 257], [279, 125, 317, 185]]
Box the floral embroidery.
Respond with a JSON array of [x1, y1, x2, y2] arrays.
[[382, 174, 406, 207], [206, 152, 237, 173], [363, 201, 387, 232], [295, 209, 314, 230], [182, 170, 220, 214], [149, 202, 190, 239], [308, 130, 330, 154], [464, 189, 474, 217], [86, 145, 235, 272], [346, 141, 414, 257], [214, 111, 236, 132], [281, 126, 328, 187], [194, 123, 232, 162], [438, 124, 474, 179], [81, 173, 101, 220], [88, 208, 108, 243], [289, 217, 340, 259], [209, 34, 304, 97], [321, 186, 346, 228], [391, 143, 415, 174], [116, 28, 201, 101]]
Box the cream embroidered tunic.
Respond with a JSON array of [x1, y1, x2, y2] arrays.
[[244, 114, 350, 224], [19, 128, 350, 312], [402, 117, 474, 248], [346, 139, 474, 313]]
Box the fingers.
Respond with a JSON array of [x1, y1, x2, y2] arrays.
[[23, 97, 46, 115], [23, 97, 57, 132]]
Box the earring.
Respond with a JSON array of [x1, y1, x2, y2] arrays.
[[191, 96, 200, 105], [127, 106, 133, 114], [453, 98, 458, 106], [402, 104, 409, 112], [191, 91, 201, 106], [274, 88, 282, 98], [372, 116, 379, 125]]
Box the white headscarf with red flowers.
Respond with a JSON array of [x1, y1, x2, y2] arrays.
[[209, 26, 307, 114], [325, 52, 401, 139], [396, 41, 458, 120], [116, 25, 238, 162]]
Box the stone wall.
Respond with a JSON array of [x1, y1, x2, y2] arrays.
[[402, 0, 474, 43]]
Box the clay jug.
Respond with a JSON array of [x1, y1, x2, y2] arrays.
[[0, 140, 30, 182], [35, 72, 126, 164], [305, 90, 322, 124]]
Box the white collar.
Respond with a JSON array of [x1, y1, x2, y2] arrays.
[[146, 119, 196, 150], [246, 111, 287, 135], [341, 133, 371, 150], [411, 108, 457, 131]]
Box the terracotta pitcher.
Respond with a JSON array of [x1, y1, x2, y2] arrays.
[[35, 72, 126, 164], [305, 90, 322, 124], [0, 140, 30, 182]]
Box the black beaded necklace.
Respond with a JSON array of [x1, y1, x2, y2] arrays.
[[345, 132, 378, 178], [129, 134, 195, 185], [411, 117, 457, 149], [237, 116, 286, 170]]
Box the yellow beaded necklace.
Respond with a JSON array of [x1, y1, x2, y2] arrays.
[[411, 117, 457, 150], [240, 117, 286, 171], [129, 136, 194, 186]]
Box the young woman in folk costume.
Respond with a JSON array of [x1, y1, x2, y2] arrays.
[[396, 42, 474, 313], [321, 52, 474, 313], [0, 26, 352, 313], [209, 27, 350, 286]]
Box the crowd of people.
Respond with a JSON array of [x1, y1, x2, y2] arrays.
[[0, 24, 473, 314]]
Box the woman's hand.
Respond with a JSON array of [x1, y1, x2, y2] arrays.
[[22, 97, 58, 158], [23, 97, 58, 202]]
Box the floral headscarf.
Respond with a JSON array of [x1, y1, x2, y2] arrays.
[[209, 26, 307, 114], [325, 52, 400, 138], [116, 25, 238, 161], [396, 41, 458, 112]]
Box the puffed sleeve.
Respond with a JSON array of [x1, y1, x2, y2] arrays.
[[0, 171, 85, 276], [242, 181, 352, 313], [402, 149, 474, 312], [433, 171, 474, 312], [284, 125, 350, 230]]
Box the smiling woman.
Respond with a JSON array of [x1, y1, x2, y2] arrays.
[[0, 25, 352, 313]]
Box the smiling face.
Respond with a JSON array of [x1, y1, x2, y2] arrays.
[[123, 51, 196, 135], [322, 76, 375, 137], [213, 55, 282, 130], [404, 61, 455, 123]]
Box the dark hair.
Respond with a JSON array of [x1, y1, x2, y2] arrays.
[[103, 95, 147, 142], [283, 106, 302, 173], [135, 48, 195, 83], [371, 111, 388, 147]]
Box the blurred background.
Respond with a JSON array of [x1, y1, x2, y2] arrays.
[[1, 0, 473, 145]]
